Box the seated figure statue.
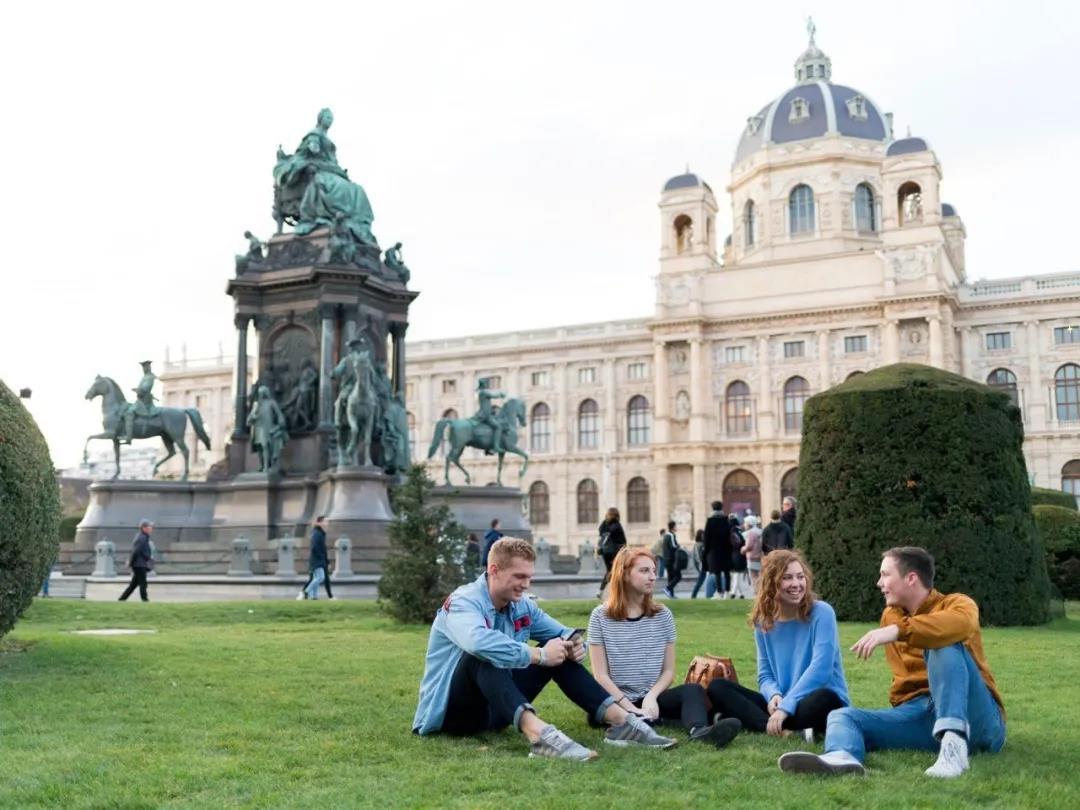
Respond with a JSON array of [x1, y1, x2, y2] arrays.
[[273, 108, 377, 247]]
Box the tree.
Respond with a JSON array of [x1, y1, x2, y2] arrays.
[[377, 464, 467, 623], [1, 380, 61, 638], [798, 364, 1050, 625]]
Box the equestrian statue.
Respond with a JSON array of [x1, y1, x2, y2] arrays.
[[426, 377, 529, 486], [84, 362, 211, 480]]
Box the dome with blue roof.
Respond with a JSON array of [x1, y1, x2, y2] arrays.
[[886, 136, 929, 157], [662, 172, 712, 193], [734, 26, 891, 165]]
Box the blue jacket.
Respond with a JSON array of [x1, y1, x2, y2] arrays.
[[412, 572, 572, 734], [754, 600, 850, 716], [480, 529, 503, 567], [309, 526, 328, 569]]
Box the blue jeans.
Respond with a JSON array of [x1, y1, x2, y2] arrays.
[[305, 567, 325, 600], [656, 556, 666, 578], [691, 570, 717, 598], [825, 643, 1006, 763]]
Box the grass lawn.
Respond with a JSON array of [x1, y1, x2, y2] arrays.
[[1, 598, 1078, 809]]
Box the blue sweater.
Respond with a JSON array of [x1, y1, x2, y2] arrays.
[[754, 600, 850, 716]]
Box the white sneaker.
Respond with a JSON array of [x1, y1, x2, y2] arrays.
[[925, 731, 969, 778], [529, 724, 597, 761], [778, 750, 866, 776], [295, 593, 304, 601]]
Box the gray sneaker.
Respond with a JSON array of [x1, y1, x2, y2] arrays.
[[778, 750, 866, 776], [605, 715, 678, 749], [528, 725, 597, 761]]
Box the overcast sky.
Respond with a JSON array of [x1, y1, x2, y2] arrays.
[[3, 0, 1079, 468]]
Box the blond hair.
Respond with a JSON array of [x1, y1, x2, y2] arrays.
[[488, 538, 536, 568]]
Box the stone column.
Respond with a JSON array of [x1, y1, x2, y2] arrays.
[[318, 304, 337, 429], [233, 315, 250, 437], [334, 537, 353, 577], [761, 461, 778, 518], [93, 540, 116, 577], [554, 362, 569, 454], [276, 537, 296, 576], [654, 463, 670, 527], [689, 337, 707, 441], [928, 315, 944, 368], [817, 330, 831, 389], [756, 335, 773, 438], [960, 327, 974, 379], [692, 464, 707, 532], [884, 320, 901, 364], [229, 537, 253, 576], [603, 357, 618, 452], [390, 323, 408, 396], [653, 340, 669, 443], [1026, 320, 1046, 430]]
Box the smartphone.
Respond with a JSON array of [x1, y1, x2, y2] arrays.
[[568, 628, 586, 643]]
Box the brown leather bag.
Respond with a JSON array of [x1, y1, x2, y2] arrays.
[[684, 655, 739, 694]]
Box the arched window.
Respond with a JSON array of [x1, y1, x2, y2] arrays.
[[743, 201, 756, 247], [789, 185, 815, 235], [855, 183, 876, 233], [986, 368, 1019, 406], [1062, 460, 1080, 506], [627, 395, 651, 446], [846, 370, 864, 380], [898, 181, 923, 226], [529, 481, 550, 525], [780, 467, 799, 504], [530, 402, 551, 452], [627, 477, 650, 523], [722, 469, 761, 517], [783, 376, 810, 431], [577, 479, 599, 524], [578, 399, 600, 448], [407, 412, 417, 460], [439, 409, 458, 457], [1056, 364, 1080, 422], [725, 381, 752, 435], [674, 214, 693, 254]]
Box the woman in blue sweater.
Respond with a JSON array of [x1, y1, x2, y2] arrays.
[[707, 550, 849, 738]]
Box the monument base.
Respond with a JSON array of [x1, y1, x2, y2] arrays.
[[429, 485, 531, 540]]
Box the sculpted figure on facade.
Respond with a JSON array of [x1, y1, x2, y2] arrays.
[[282, 364, 318, 432], [120, 361, 160, 444], [384, 242, 411, 284], [247, 385, 288, 473]]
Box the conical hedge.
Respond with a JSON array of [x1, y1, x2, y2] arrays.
[[1, 379, 60, 638], [798, 363, 1050, 625]]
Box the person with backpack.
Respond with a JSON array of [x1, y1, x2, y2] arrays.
[[597, 507, 627, 596], [662, 521, 682, 598], [762, 509, 794, 555]]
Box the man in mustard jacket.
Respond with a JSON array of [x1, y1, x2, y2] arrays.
[[779, 546, 1005, 778]]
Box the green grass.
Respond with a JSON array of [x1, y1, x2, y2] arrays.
[[2, 600, 1078, 809]]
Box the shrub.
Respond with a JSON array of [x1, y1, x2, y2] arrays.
[[1031, 487, 1078, 511], [1, 380, 61, 638], [377, 464, 467, 623], [798, 363, 1050, 625], [58, 515, 80, 543], [1033, 504, 1080, 599]]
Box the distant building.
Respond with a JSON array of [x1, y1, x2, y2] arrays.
[[406, 34, 1080, 553], [62, 445, 159, 481]]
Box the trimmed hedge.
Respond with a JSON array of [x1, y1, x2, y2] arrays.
[[1033, 504, 1080, 599], [1032, 487, 1078, 511], [798, 363, 1050, 625], [1, 379, 61, 638]]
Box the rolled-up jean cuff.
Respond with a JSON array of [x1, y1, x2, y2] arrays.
[[932, 716, 969, 740], [513, 702, 536, 731], [593, 694, 616, 724]]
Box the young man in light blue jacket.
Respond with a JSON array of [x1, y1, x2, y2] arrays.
[[413, 538, 677, 760]]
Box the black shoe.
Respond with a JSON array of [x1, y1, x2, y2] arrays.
[[689, 717, 742, 748]]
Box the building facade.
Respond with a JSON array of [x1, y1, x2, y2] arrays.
[[407, 36, 1080, 553]]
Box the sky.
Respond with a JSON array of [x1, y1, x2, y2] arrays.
[[3, 0, 1079, 468]]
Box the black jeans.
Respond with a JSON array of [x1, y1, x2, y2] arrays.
[[302, 566, 333, 598], [600, 551, 618, 590], [647, 684, 710, 730], [664, 556, 681, 591], [706, 678, 845, 735], [440, 654, 613, 735], [119, 569, 149, 602]]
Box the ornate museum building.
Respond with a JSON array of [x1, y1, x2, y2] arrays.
[[405, 36, 1080, 552]]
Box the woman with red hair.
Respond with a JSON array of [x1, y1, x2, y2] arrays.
[[706, 550, 849, 740], [587, 546, 742, 748]]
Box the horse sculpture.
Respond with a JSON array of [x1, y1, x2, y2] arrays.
[[84, 375, 212, 481], [426, 398, 529, 486]]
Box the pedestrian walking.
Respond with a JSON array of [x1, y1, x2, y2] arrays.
[[298, 516, 334, 600], [118, 519, 154, 602]]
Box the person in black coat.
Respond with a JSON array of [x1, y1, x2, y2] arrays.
[[761, 509, 794, 555], [597, 507, 627, 593], [781, 496, 797, 536], [119, 519, 154, 602], [298, 516, 334, 600], [703, 501, 731, 596]]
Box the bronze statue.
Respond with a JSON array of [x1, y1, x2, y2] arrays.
[[235, 230, 265, 273], [84, 374, 211, 480], [384, 242, 410, 283], [427, 397, 529, 486], [472, 377, 506, 455], [247, 385, 288, 473], [282, 365, 318, 432], [119, 361, 160, 445], [331, 336, 378, 467]]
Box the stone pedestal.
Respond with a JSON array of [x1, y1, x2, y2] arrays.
[[429, 485, 532, 541]]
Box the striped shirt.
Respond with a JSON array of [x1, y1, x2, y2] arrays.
[[587, 605, 676, 701]]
